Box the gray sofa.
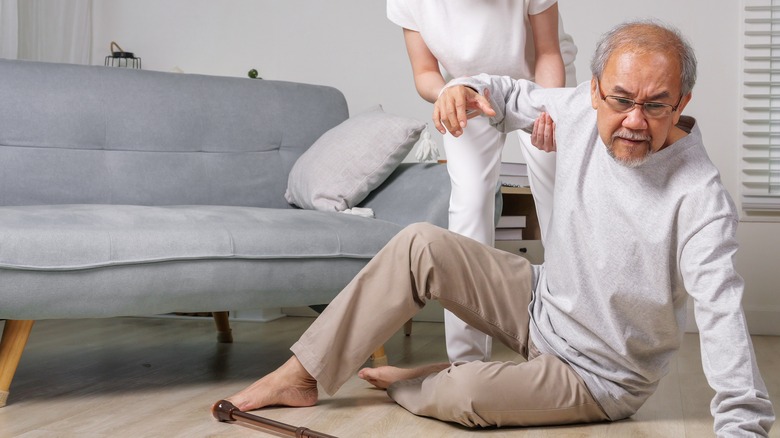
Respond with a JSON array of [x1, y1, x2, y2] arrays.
[[0, 59, 451, 407]]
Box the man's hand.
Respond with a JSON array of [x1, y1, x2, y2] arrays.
[[531, 112, 556, 152], [433, 85, 496, 137]]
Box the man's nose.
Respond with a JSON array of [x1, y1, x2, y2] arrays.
[[622, 105, 648, 130]]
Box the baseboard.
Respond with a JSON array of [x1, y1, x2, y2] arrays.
[[743, 307, 780, 336]]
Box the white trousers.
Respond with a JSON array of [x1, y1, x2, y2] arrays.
[[443, 116, 556, 362]]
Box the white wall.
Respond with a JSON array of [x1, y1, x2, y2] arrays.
[[92, 0, 431, 135], [92, 0, 780, 335]]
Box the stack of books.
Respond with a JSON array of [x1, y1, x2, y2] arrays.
[[499, 161, 529, 188], [495, 214, 526, 240]]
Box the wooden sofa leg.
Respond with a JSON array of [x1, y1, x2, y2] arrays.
[[212, 312, 233, 343], [0, 320, 35, 407], [369, 320, 414, 366], [370, 346, 388, 367]]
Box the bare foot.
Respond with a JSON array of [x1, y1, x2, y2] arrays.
[[226, 356, 318, 411], [358, 363, 449, 389]]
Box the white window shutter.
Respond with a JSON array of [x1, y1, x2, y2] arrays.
[[742, 0, 780, 211]]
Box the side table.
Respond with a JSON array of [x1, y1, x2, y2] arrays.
[[495, 186, 545, 264]]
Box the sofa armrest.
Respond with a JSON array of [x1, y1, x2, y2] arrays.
[[359, 163, 451, 228]]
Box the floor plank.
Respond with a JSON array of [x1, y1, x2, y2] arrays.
[[0, 317, 777, 437]]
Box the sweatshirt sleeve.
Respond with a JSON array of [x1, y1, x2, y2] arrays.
[[680, 211, 775, 436], [446, 73, 545, 135]]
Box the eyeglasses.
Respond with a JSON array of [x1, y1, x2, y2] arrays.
[[596, 80, 683, 118]]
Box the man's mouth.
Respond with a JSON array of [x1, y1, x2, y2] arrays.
[[606, 130, 654, 168], [612, 130, 651, 146]]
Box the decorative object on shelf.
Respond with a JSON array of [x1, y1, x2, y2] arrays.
[[499, 161, 529, 187], [247, 68, 262, 79], [104, 41, 141, 69]]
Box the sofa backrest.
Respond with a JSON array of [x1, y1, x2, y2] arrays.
[[0, 59, 348, 208]]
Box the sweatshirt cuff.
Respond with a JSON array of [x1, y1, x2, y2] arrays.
[[439, 76, 486, 98]]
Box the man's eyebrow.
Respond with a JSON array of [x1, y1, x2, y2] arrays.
[[612, 85, 672, 101]]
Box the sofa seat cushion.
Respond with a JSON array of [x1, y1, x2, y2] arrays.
[[0, 205, 403, 270]]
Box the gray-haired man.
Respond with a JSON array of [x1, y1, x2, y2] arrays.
[[225, 21, 774, 436]]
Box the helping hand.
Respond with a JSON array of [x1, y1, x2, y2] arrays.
[[530, 112, 556, 152], [433, 85, 496, 137]]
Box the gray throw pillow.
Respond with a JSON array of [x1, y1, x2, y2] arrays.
[[285, 105, 425, 211]]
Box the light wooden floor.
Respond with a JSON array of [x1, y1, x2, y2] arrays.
[[0, 317, 777, 437]]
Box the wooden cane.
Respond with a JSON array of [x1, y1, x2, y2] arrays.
[[212, 399, 337, 438]]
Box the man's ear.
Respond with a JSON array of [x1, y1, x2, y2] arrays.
[[590, 77, 599, 110], [672, 92, 693, 125]]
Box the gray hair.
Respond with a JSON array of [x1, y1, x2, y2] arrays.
[[590, 19, 697, 96]]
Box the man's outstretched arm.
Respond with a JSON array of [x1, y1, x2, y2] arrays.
[[434, 74, 549, 140]]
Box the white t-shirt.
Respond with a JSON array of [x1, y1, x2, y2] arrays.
[[387, 0, 576, 81]]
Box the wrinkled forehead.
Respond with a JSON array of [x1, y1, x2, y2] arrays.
[[601, 47, 683, 94]]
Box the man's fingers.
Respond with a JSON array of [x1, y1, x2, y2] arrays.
[[433, 85, 494, 137], [432, 105, 446, 134], [432, 97, 462, 137], [477, 89, 496, 117], [446, 91, 465, 134], [437, 87, 465, 135], [443, 119, 460, 137]]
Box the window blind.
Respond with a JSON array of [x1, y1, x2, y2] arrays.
[[742, 1, 780, 211]]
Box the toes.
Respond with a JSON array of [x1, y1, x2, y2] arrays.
[[358, 368, 377, 380]]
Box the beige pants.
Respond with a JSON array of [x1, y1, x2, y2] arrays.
[[291, 223, 608, 427]]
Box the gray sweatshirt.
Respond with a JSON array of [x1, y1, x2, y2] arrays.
[[450, 75, 774, 436]]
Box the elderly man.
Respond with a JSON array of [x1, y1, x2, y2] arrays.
[[225, 21, 774, 436]]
